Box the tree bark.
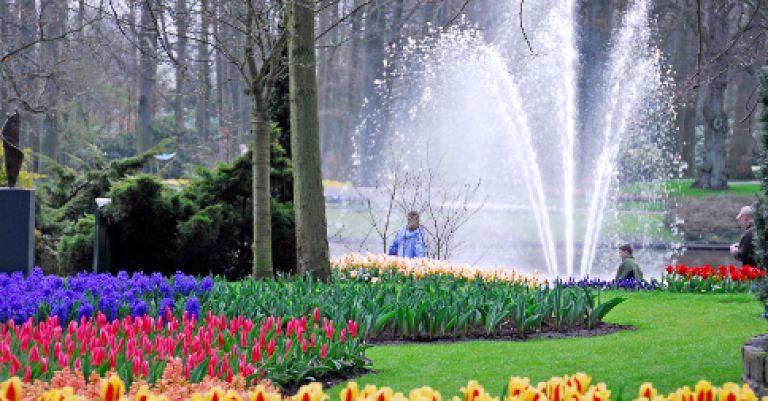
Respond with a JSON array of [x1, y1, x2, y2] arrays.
[[726, 68, 756, 179], [174, 0, 188, 133], [19, 0, 37, 169], [196, 0, 211, 143], [288, 0, 331, 279], [137, 0, 158, 153], [0, 0, 9, 118], [359, 0, 386, 186], [214, 0, 226, 160], [41, 0, 64, 163], [693, 0, 730, 190], [251, 85, 273, 279]]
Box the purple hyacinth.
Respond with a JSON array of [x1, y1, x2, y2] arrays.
[[185, 296, 201, 318], [201, 277, 214, 292], [132, 300, 149, 317], [159, 297, 175, 316], [76, 303, 94, 321]]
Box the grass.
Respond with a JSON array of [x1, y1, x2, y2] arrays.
[[329, 292, 767, 400], [622, 179, 760, 197]]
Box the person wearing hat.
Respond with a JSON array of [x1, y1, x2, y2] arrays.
[[730, 206, 756, 267]]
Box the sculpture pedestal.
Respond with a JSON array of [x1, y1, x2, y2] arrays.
[[0, 188, 35, 274]]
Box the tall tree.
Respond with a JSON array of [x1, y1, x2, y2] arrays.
[[195, 0, 211, 143], [174, 0, 189, 133], [18, 0, 38, 166], [137, 0, 159, 153], [693, 0, 731, 189], [40, 0, 65, 162], [359, 1, 386, 186], [0, 0, 10, 118], [288, 0, 331, 279]]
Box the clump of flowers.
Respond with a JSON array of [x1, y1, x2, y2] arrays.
[[665, 264, 766, 281], [3, 373, 765, 401], [0, 268, 214, 324], [332, 253, 543, 286], [664, 264, 765, 293], [0, 310, 366, 388]]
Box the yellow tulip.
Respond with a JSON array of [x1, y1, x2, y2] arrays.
[[366, 388, 393, 401], [361, 385, 379, 400], [224, 390, 244, 401], [508, 377, 531, 398], [567, 374, 591, 395], [639, 383, 657, 400], [717, 383, 741, 401], [135, 386, 153, 401], [562, 388, 581, 401], [741, 384, 757, 401], [461, 381, 486, 401], [392, 393, 409, 401], [249, 385, 281, 401], [100, 375, 125, 401], [340, 383, 360, 401], [295, 383, 327, 401], [0, 377, 21, 401], [546, 378, 565, 401], [695, 381, 714, 401], [410, 387, 442, 401], [676, 386, 694, 401], [522, 388, 549, 401], [206, 387, 226, 401], [585, 384, 610, 401], [42, 387, 75, 401], [192, 393, 208, 401]]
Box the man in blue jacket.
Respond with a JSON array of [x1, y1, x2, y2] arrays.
[[388, 211, 427, 258]]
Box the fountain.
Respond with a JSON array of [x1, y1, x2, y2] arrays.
[[352, 0, 678, 278]]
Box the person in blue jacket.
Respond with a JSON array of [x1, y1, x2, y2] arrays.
[[388, 211, 427, 258]]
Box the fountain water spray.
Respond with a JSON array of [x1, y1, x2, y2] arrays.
[[359, 0, 675, 277]]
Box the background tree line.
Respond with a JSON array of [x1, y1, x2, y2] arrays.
[[0, 0, 767, 276]]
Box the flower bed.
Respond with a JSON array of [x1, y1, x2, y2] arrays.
[[0, 310, 366, 388], [332, 253, 543, 286], [0, 268, 211, 324], [0, 372, 762, 401], [664, 264, 766, 292], [205, 275, 623, 341]]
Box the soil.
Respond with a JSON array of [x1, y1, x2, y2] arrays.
[[367, 322, 634, 345]]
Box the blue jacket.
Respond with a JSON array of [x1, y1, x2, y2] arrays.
[[388, 225, 427, 258]]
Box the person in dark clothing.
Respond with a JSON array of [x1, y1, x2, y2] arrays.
[[615, 243, 643, 281], [730, 206, 756, 267]]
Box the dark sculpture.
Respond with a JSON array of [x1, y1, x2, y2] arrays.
[[1, 111, 22, 188]]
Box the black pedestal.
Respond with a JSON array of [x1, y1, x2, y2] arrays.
[[0, 188, 35, 274]]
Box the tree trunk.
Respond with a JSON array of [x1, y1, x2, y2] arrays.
[[726, 69, 756, 179], [137, 0, 158, 153], [693, 1, 730, 190], [251, 85, 273, 279], [196, 0, 211, 143], [288, 0, 331, 279], [668, 12, 697, 178], [0, 0, 9, 118], [343, 0, 365, 182], [359, 0, 386, 186], [41, 0, 64, 163], [214, 0, 226, 161], [174, 0, 188, 133], [19, 0, 38, 170]]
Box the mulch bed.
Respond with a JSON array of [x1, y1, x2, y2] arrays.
[[367, 322, 635, 345]]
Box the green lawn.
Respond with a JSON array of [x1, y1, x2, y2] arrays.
[[622, 179, 760, 197], [329, 292, 767, 400]]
